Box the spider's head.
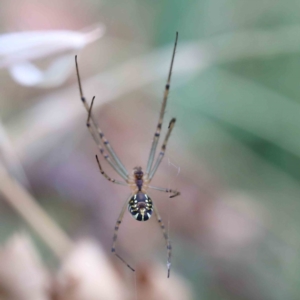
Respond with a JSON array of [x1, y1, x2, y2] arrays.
[[128, 192, 153, 221], [133, 166, 143, 180]]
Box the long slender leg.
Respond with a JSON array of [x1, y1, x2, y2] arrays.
[[148, 185, 180, 198], [149, 118, 176, 180], [112, 194, 135, 272], [153, 205, 172, 278], [95, 155, 127, 186], [75, 55, 128, 178], [146, 32, 178, 175], [84, 97, 128, 181]]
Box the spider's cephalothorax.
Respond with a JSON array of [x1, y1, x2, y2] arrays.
[[128, 192, 153, 221], [76, 32, 180, 278], [133, 166, 145, 191]]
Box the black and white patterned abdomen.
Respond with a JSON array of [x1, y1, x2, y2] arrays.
[[128, 192, 153, 221]]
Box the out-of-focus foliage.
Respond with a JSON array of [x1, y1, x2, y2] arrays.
[[0, 27, 104, 87], [1, 0, 300, 299]]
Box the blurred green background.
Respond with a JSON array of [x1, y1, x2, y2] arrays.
[[1, 0, 300, 299]]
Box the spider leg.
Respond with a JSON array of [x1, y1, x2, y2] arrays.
[[149, 118, 176, 180], [75, 56, 128, 178], [83, 97, 128, 181], [146, 32, 178, 175], [95, 155, 127, 186], [112, 194, 135, 272], [148, 185, 180, 198], [153, 205, 172, 278]]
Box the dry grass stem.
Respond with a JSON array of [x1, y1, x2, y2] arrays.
[[0, 163, 73, 259]]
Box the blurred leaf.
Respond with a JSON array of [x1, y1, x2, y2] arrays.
[[0, 26, 104, 87]]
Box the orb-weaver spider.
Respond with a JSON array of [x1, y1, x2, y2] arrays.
[[75, 32, 180, 278]]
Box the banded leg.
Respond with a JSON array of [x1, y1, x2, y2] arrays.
[[149, 118, 176, 180], [153, 205, 172, 278], [84, 97, 128, 181], [146, 32, 178, 175], [148, 185, 180, 198], [112, 194, 135, 272], [95, 155, 127, 186], [75, 55, 128, 178]]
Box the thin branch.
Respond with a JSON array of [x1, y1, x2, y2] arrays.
[[0, 163, 73, 259]]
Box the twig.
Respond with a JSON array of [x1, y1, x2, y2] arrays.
[[0, 163, 73, 259]]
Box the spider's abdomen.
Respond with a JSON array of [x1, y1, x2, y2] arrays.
[[128, 192, 153, 222]]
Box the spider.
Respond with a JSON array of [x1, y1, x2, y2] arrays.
[[75, 32, 180, 278]]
